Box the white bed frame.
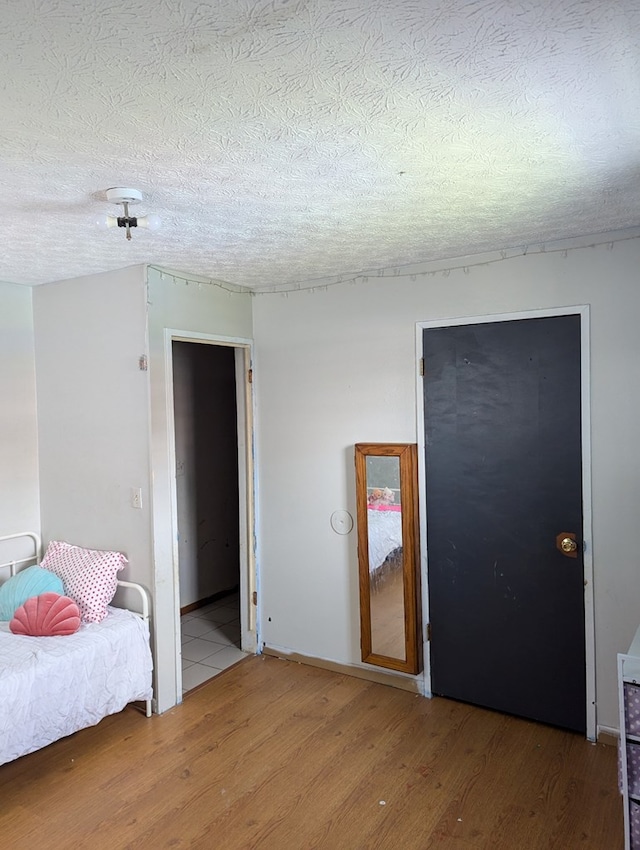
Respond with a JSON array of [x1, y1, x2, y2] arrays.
[[0, 531, 152, 718]]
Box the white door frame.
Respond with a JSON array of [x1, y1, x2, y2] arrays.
[[415, 306, 596, 740], [164, 329, 257, 702]]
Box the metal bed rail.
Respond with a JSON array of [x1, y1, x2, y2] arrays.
[[0, 531, 42, 576]]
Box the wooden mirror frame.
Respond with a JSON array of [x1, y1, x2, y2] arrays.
[[355, 443, 422, 674]]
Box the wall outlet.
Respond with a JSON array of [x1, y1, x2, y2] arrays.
[[131, 487, 142, 509]]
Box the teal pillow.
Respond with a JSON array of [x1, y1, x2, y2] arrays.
[[0, 566, 64, 621]]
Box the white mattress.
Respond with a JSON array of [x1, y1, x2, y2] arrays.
[[0, 605, 153, 765]]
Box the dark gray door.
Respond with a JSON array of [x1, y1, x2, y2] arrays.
[[423, 315, 585, 733]]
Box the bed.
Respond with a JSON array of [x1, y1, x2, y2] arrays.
[[0, 531, 153, 766]]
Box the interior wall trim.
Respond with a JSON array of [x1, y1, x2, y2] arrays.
[[597, 726, 618, 747], [261, 645, 422, 694]]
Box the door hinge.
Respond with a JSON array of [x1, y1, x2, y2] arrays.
[[139, 355, 148, 371], [252, 591, 257, 606], [426, 623, 431, 641], [419, 357, 425, 376], [248, 368, 253, 384]]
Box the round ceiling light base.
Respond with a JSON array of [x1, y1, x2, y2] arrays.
[[106, 187, 142, 205]]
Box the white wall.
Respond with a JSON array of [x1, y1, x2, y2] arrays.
[[31, 265, 253, 714], [252, 237, 640, 732], [32, 266, 151, 587], [146, 267, 253, 712], [0, 282, 40, 539]]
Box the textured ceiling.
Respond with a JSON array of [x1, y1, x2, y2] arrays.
[[1, 0, 640, 289]]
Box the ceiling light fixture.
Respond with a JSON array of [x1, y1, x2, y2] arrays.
[[97, 187, 161, 240]]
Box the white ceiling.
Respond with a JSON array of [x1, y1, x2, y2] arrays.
[[2, 0, 640, 289]]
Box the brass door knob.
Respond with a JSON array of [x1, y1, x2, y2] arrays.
[[556, 532, 578, 558]]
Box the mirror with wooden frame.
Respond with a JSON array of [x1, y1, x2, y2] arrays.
[[355, 443, 422, 674]]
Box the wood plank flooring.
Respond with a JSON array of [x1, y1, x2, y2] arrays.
[[0, 654, 623, 849]]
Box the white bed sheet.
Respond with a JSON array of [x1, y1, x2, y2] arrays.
[[367, 508, 403, 570], [0, 605, 153, 765]]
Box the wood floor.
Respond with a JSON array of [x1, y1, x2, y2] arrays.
[[0, 655, 623, 849]]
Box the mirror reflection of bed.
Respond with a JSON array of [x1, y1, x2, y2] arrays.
[[355, 442, 422, 675], [366, 468, 406, 661]]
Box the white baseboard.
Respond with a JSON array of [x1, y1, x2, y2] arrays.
[[261, 644, 422, 694], [597, 724, 619, 746]]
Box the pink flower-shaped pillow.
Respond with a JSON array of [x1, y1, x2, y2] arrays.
[[10, 592, 81, 636]]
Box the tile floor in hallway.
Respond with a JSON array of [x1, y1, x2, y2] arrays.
[[181, 591, 247, 695]]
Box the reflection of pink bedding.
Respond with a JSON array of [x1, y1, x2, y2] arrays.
[[367, 506, 402, 570]]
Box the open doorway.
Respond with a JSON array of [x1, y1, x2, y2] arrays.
[[171, 339, 253, 695]]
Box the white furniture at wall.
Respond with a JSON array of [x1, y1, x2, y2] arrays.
[[618, 625, 640, 849]]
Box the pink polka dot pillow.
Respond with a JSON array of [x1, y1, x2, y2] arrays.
[[40, 540, 127, 623]]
